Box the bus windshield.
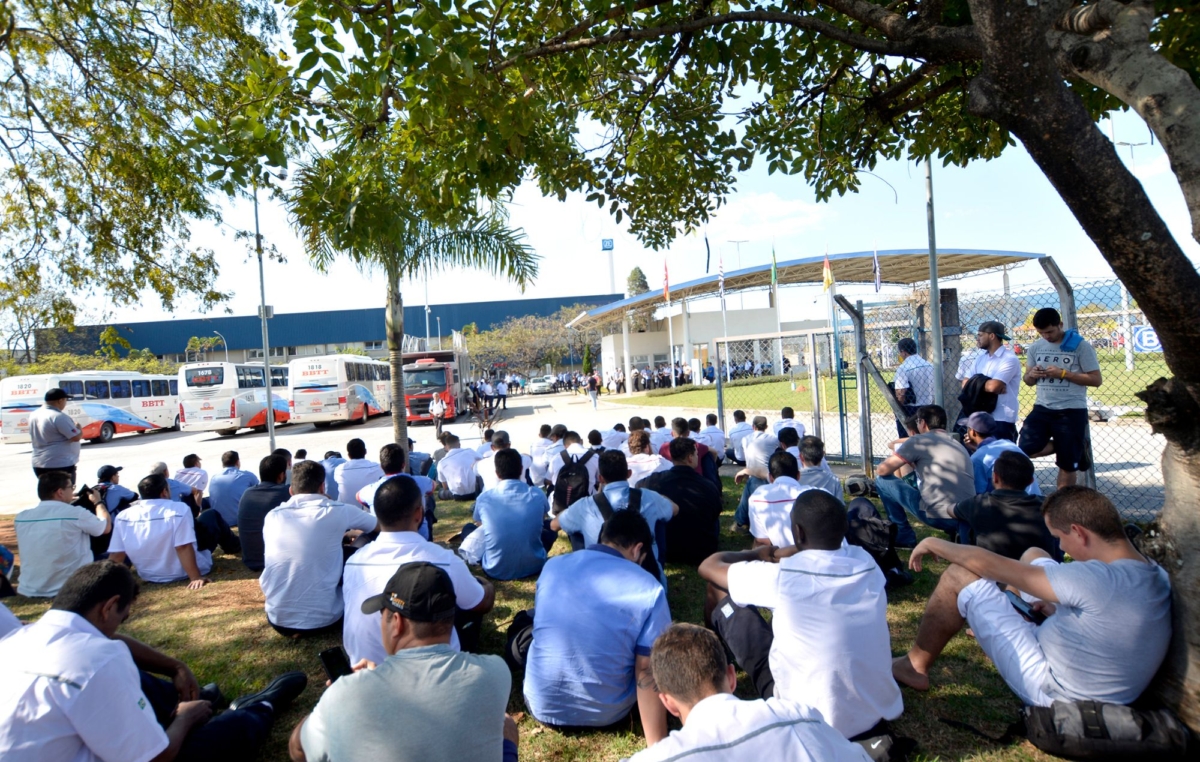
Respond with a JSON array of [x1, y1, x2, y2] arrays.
[[185, 368, 225, 387], [403, 369, 446, 390]]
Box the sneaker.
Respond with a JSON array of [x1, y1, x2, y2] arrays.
[[199, 683, 226, 709], [730, 522, 751, 536], [229, 671, 307, 713]]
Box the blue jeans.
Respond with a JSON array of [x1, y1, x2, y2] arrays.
[[734, 476, 767, 527], [875, 475, 959, 547], [140, 671, 273, 761]]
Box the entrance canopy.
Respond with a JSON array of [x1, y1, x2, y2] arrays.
[[568, 248, 1044, 330]]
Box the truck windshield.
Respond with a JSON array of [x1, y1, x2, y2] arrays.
[[403, 369, 446, 390]]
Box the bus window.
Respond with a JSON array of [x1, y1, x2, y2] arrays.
[[370, 365, 380, 381], [169, 380, 178, 396], [152, 380, 170, 397], [238, 367, 265, 389], [133, 380, 152, 397], [85, 380, 110, 399], [381, 364, 390, 381], [61, 380, 84, 400], [110, 380, 132, 399], [271, 367, 287, 387]]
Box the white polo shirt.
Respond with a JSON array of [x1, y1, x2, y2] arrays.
[[107, 499, 212, 583], [627, 452, 670, 487], [649, 427, 673, 452], [14, 500, 108, 598], [773, 419, 806, 439], [600, 429, 628, 451], [528, 437, 553, 483], [173, 467, 210, 492], [728, 421, 753, 460], [475, 441, 495, 457], [701, 425, 726, 454], [260, 494, 378, 629], [546, 444, 598, 494], [439, 447, 482, 495], [743, 430, 780, 479], [334, 459, 385, 506], [0, 610, 168, 762], [748, 477, 814, 548], [726, 545, 903, 738], [342, 531, 485, 665], [971, 344, 1023, 423], [478, 451, 532, 492], [623, 694, 871, 762]]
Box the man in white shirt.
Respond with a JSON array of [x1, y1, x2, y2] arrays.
[[528, 424, 554, 484], [343, 476, 494, 662], [649, 416, 672, 452], [601, 423, 629, 451], [107, 474, 216, 590], [797, 436, 844, 502], [623, 624, 871, 762], [437, 434, 484, 499], [260, 461, 379, 637], [893, 338, 936, 438], [966, 321, 1023, 441], [546, 431, 599, 503], [726, 409, 753, 465], [733, 417, 779, 533], [356, 444, 437, 539], [475, 429, 496, 457], [173, 454, 209, 493], [495, 379, 508, 409], [334, 438, 385, 505], [748, 452, 814, 549], [477, 430, 532, 492], [0, 560, 307, 762], [15, 471, 110, 598], [772, 406, 805, 439], [700, 490, 903, 740], [625, 430, 671, 487], [700, 414, 726, 464], [429, 393, 447, 438]]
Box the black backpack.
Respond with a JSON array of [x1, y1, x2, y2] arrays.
[[592, 488, 663, 580], [845, 497, 912, 591], [552, 449, 595, 513]]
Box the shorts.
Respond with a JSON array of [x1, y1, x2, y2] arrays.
[[1019, 406, 1089, 472], [956, 558, 1058, 707]]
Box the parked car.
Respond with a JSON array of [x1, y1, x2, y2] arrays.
[[529, 375, 554, 394]]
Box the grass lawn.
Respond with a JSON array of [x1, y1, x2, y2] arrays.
[[1, 481, 1060, 761]]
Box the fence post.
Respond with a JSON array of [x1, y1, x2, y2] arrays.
[[715, 340, 726, 436], [835, 296, 874, 478], [941, 288, 963, 427], [808, 332, 822, 440]]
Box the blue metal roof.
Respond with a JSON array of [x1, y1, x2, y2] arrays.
[[40, 294, 621, 356]]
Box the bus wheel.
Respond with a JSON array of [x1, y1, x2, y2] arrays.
[[359, 404, 369, 424], [98, 422, 115, 444], [172, 416, 180, 431], [313, 421, 331, 429], [252, 425, 267, 434]]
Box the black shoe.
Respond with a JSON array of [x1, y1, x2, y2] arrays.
[[199, 683, 226, 709], [229, 671, 307, 713]]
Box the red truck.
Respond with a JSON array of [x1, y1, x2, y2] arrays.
[[401, 349, 470, 425]]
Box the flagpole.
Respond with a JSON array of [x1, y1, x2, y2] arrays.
[[719, 254, 730, 382], [772, 244, 783, 377], [664, 258, 676, 388]]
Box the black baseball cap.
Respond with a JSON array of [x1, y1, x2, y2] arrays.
[[44, 388, 69, 402], [978, 321, 1011, 341], [360, 562, 456, 622], [97, 465, 123, 481]]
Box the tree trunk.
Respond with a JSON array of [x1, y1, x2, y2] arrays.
[[386, 270, 409, 452], [966, 0, 1200, 730]]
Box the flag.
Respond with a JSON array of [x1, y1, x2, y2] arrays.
[[770, 246, 778, 288], [872, 243, 881, 293], [705, 235, 711, 274], [822, 252, 834, 292], [663, 260, 670, 303], [718, 256, 725, 299]]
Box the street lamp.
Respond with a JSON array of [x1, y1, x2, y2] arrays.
[[253, 167, 287, 452], [212, 331, 229, 363], [436, 317, 442, 350]]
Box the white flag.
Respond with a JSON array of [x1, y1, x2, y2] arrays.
[[718, 256, 725, 299], [872, 244, 882, 293]]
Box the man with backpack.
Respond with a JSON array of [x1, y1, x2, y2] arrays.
[[546, 431, 598, 510]]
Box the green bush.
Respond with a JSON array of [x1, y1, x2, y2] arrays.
[[0, 352, 179, 377], [644, 374, 785, 398]]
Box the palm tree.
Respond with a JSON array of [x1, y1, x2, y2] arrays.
[[287, 149, 539, 448]]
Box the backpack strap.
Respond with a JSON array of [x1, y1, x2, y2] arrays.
[[593, 488, 614, 521], [628, 488, 642, 513], [578, 448, 595, 465], [560, 450, 572, 467]]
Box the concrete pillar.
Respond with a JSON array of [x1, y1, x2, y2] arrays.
[[622, 316, 633, 395]]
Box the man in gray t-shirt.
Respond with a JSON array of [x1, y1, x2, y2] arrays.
[[874, 405, 974, 547], [28, 388, 82, 479], [894, 486, 1171, 709], [1018, 308, 1103, 488]]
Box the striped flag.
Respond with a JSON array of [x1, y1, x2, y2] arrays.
[[822, 252, 834, 292], [770, 246, 778, 287], [873, 243, 882, 293], [718, 256, 725, 298], [663, 260, 670, 303]]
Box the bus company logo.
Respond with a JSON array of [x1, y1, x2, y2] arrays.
[[200, 402, 214, 411], [141, 400, 165, 408], [302, 370, 326, 376]]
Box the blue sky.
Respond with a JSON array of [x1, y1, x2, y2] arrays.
[[108, 109, 1198, 330]]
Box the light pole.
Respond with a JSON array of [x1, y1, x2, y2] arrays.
[[436, 317, 442, 350], [727, 240, 747, 309], [253, 168, 286, 452], [212, 331, 229, 363]]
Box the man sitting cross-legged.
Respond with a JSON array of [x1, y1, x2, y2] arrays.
[[953, 450, 1056, 560], [237, 454, 292, 572], [796, 436, 844, 502], [356, 443, 437, 539], [732, 416, 779, 534], [625, 430, 670, 487], [637, 437, 722, 566], [511, 510, 671, 745], [291, 562, 516, 762], [893, 486, 1171, 708], [747, 451, 814, 550], [458, 448, 554, 580], [0, 561, 307, 762], [343, 476, 494, 663], [259, 461, 379, 638], [698, 490, 903, 740], [622, 624, 871, 762], [15, 471, 110, 598]]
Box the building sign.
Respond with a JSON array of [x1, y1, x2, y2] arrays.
[[1133, 325, 1162, 353], [601, 239, 614, 251]]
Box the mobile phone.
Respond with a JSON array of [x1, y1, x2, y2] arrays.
[[1005, 590, 1047, 625], [318, 646, 354, 683]]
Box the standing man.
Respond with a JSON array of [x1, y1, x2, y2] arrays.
[[430, 393, 447, 439], [893, 338, 935, 437], [208, 451, 260, 527], [586, 371, 600, 409], [496, 378, 508, 410], [28, 387, 82, 480], [964, 321, 1023, 441], [1019, 308, 1102, 488]]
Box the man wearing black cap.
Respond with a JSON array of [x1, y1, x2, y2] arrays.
[[28, 387, 82, 479], [95, 465, 139, 512], [290, 562, 516, 762], [963, 321, 1023, 442]]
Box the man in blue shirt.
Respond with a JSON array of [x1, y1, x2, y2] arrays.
[[966, 412, 1042, 496], [319, 451, 345, 499], [96, 465, 138, 512], [510, 510, 670, 745], [461, 449, 552, 580], [208, 450, 259, 526]]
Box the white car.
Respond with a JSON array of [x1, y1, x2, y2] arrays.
[[529, 375, 554, 394]]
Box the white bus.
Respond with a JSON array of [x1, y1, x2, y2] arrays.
[[287, 355, 391, 427], [178, 362, 289, 436], [1, 371, 179, 445]]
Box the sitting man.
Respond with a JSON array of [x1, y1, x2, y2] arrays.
[[356, 443, 436, 539], [291, 562, 515, 762], [649, 415, 672, 452], [700, 414, 726, 465], [260, 461, 379, 637], [0, 561, 307, 762], [966, 412, 1042, 496], [874, 404, 975, 548], [237, 454, 293, 572], [894, 487, 1171, 710], [551, 450, 677, 578], [437, 434, 484, 500], [657, 418, 711, 474], [624, 624, 873, 762], [206, 451, 259, 526], [772, 406, 805, 438], [748, 452, 813, 549], [343, 477, 493, 662], [725, 409, 753, 466], [732, 416, 779, 534], [459, 449, 553, 581], [796, 436, 844, 501], [319, 450, 346, 500], [639, 437, 722, 566], [626, 430, 670, 487], [477, 431, 532, 492], [333, 439, 384, 505], [528, 423, 554, 485], [95, 465, 138, 513], [699, 490, 903, 740], [546, 430, 598, 501], [514, 511, 671, 744], [954, 451, 1056, 560], [15, 471, 110, 598], [173, 453, 209, 493], [108, 474, 239, 589]]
